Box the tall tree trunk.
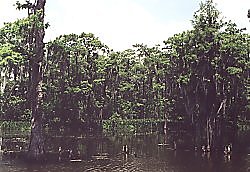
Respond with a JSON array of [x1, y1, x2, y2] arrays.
[[28, 0, 46, 161]]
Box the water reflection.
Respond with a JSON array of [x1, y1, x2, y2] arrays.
[[0, 130, 249, 172]]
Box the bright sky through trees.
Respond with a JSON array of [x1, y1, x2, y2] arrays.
[[0, 0, 249, 51]]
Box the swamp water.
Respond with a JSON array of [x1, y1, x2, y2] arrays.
[[0, 130, 250, 172]]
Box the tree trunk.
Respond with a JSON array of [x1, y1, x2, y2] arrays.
[[28, 0, 46, 161]]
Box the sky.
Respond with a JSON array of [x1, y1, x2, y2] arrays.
[[0, 0, 249, 51]]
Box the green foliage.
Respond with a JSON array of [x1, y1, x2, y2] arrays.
[[0, 43, 22, 66], [0, 121, 31, 133], [226, 66, 243, 75], [103, 114, 164, 135], [0, 0, 249, 137]]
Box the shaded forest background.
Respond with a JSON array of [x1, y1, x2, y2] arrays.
[[0, 0, 249, 159]]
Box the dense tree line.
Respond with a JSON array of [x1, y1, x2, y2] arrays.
[[0, 0, 249, 159]]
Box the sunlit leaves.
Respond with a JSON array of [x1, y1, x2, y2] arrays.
[[1, 0, 249, 133], [192, 0, 222, 30], [0, 43, 23, 66], [226, 66, 243, 76]]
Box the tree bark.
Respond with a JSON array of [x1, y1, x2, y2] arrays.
[[28, 0, 46, 161]]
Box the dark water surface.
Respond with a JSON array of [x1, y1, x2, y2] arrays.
[[0, 131, 250, 172]]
